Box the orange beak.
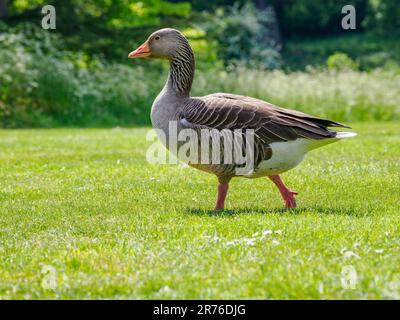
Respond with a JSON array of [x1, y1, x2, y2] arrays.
[[128, 41, 151, 59]]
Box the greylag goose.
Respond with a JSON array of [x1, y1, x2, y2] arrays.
[[128, 28, 356, 210]]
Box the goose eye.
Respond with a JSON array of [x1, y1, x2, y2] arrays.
[[155, 36, 160, 40]]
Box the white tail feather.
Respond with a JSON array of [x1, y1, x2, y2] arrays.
[[335, 131, 357, 139], [305, 131, 356, 151]]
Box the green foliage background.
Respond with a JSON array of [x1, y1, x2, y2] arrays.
[[0, 0, 399, 127]]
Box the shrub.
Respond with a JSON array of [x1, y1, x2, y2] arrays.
[[326, 52, 359, 71], [201, 2, 282, 69], [358, 52, 398, 70], [0, 24, 165, 127]]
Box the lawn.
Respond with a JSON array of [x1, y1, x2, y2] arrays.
[[0, 122, 399, 299]]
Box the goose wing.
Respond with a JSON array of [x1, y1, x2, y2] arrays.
[[181, 93, 349, 144]]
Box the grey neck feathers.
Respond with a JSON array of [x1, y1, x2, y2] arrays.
[[166, 39, 195, 97]]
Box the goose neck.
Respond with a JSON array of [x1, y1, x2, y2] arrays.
[[166, 45, 195, 97]]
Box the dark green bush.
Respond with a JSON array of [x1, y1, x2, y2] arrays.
[[363, 0, 400, 35], [270, 0, 368, 37], [201, 2, 282, 69]]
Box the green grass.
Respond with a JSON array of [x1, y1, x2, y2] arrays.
[[0, 122, 399, 299]]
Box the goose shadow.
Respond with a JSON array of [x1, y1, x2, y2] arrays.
[[185, 205, 359, 217]]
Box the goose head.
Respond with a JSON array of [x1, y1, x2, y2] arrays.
[[128, 28, 189, 60]]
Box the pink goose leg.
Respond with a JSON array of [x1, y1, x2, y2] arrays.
[[268, 175, 298, 209], [215, 182, 229, 210]]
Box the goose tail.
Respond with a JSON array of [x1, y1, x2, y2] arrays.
[[305, 131, 356, 151], [335, 131, 357, 139]]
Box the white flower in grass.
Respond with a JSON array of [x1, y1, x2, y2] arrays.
[[202, 232, 220, 242], [341, 248, 360, 259], [272, 239, 280, 245], [374, 249, 384, 253], [244, 238, 256, 246], [262, 230, 272, 236], [317, 282, 324, 294]]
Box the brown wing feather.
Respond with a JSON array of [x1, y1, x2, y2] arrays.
[[182, 93, 349, 144]]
